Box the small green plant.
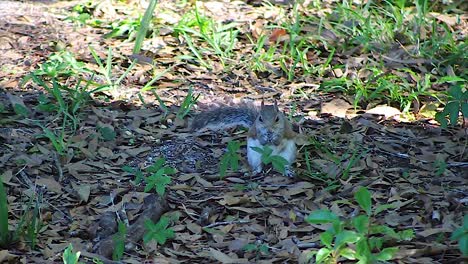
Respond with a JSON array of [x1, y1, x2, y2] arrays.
[[36, 125, 68, 156], [306, 187, 414, 263], [435, 84, 467, 128], [451, 215, 468, 256], [176, 87, 199, 119], [31, 50, 90, 79], [62, 243, 81, 264], [433, 159, 447, 176], [174, 5, 239, 68], [143, 216, 175, 246], [219, 140, 242, 177], [65, 1, 103, 27], [251, 146, 288, 175], [125, 158, 175, 196], [0, 179, 8, 246], [0, 180, 43, 250], [30, 75, 96, 132], [105, 17, 143, 41], [144, 158, 175, 196], [122, 166, 145, 185], [112, 221, 127, 261], [26, 199, 42, 249], [98, 126, 117, 141], [243, 242, 269, 258], [89, 46, 137, 92]]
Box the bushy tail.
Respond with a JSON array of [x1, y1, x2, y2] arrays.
[[191, 106, 257, 131]]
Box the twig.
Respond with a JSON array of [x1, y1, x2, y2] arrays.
[[375, 148, 468, 168], [52, 152, 64, 181], [203, 220, 250, 228], [291, 236, 319, 249]]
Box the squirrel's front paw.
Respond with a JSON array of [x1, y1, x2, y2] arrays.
[[284, 166, 295, 177], [252, 166, 263, 175]]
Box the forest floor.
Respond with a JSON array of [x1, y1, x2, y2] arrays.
[[0, 0, 467, 263]]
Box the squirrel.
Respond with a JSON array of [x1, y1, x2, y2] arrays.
[[191, 101, 297, 177]]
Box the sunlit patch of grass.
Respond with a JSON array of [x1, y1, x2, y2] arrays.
[[173, 4, 239, 69]]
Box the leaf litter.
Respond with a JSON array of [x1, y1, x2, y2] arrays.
[[0, 0, 467, 263]]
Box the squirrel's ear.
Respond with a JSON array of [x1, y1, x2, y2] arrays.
[[261, 101, 265, 108], [274, 100, 279, 111]]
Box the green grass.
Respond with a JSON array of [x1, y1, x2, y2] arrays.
[[174, 5, 239, 69]]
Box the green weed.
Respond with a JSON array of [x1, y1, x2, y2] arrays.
[[124, 158, 175, 196], [435, 84, 467, 128], [243, 242, 269, 260], [176, 87, 199, 120], [219, 140, 242, 177], [451, 215, 468, 256], [306, 187, 414, 263], [30, 50, 90, 79], [174, 5, 239, 68], [105, 17, 143, 41], [143, 216, 175, 246], [251, 146, 289, 175], [62, 243, 82, 264], [0, 188, 44, 250], [89, 46, 137, 92], [112, 221, 127, 261], [0, 179, 8, 246]]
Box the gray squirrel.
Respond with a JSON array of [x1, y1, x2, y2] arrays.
[[191, 101, 297, 176]]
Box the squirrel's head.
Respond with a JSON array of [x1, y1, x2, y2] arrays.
[[255, 101, 285, 145]]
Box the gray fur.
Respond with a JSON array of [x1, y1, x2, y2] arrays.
[[191, 106, 257, 131]]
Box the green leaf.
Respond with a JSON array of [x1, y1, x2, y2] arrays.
[[459, 235, 468, 256], [147, 158, 166, 173], [445, 101, 460, 125], [13, 103, 29, 117], [122, 166, 135, 173], [397, 229, 415, 241], [368, 236, 384, 250], [242, 244, 257, 252], [0, 179, 8, 245], [334, 230, 359, 249], [143, 217, 175, 246], [435, 112, 448, 128], [112, 221, 126, 261], [316, 248, 331, 264], [99, 126, 116, 141], [355, 238, 371, 261], [355, 187, 372, 216], [461, 102, 468, 118], [339, 247, 356, 260], [62, 244, 81, 264], [320, 231, 333, 248], [306, 210, 340, 224], [448, 85, 463, 100], [353, 215, 369, 234], [270, 156, 288, 174], [162, 166, 176, 175], [437, 76, 467, 84], [374, 203, 399, 215], [227, 140, 241, 152], [375, 247, 398, 261]]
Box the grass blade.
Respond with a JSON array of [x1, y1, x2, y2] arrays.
[[133, 0, 158, 54], [0, 179, 9, 245]]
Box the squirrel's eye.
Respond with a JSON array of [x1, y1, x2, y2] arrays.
[[275, 116, 280, 122], [258, 116, 263, 122]]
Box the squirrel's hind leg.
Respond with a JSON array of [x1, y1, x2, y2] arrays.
[[278, 139, 297, 177]]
